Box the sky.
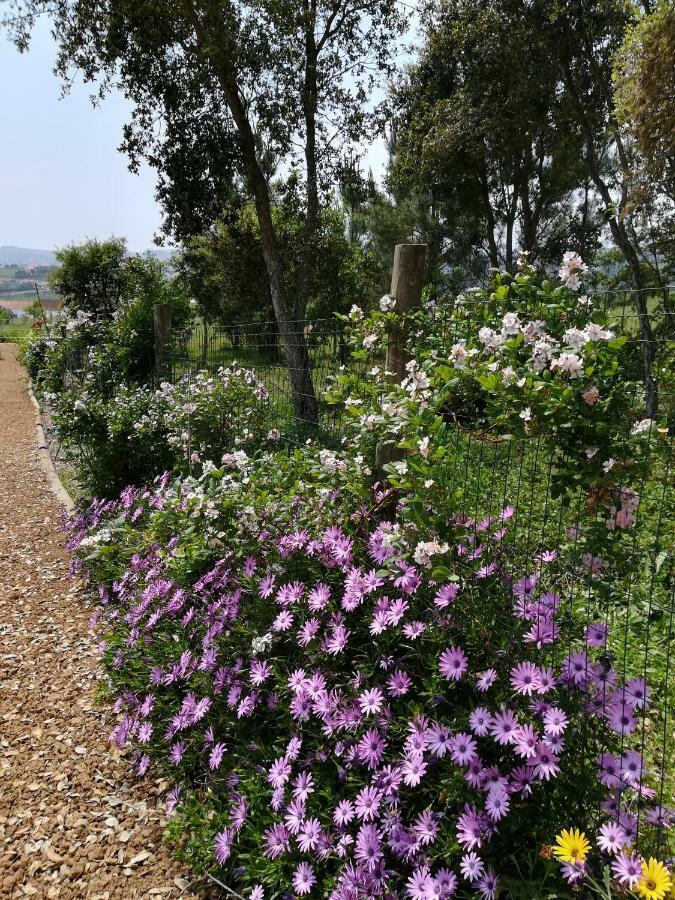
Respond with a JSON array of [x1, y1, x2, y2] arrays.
[[0, 16, 413, 255], [0, 19, 164, 253]]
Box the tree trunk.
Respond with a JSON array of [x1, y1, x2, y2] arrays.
[[182, 0, 318, 424], [298, 0, 319, 320], [584, 142, 658, 416]]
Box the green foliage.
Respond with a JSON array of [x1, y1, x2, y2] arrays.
[[49, 238, 130, 318]]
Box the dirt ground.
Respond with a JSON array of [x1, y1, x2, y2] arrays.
[[0, 344, 214, 899]]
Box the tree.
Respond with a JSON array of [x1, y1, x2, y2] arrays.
[[613, 2, 675, 202], [3, 0, 403, 423], [390, 1, 599, 280], [49, 238, 129, 318]]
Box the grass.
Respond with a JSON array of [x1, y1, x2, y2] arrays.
[[0, 319, 33, 343]]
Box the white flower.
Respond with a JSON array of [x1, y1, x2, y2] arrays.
[[424, 479, 435, 488], [519, 407, 532, 423], [501, 312, 521, 337], [584, 322, 615, 342], [522, 320, 547, 345], [349, 305, 364, 321], [379, 294, 396, 312], [631, 418, 654, 435], [450, 342, 468, 369], [558, 251, 588, 291], [362, 334, 378, 350], [531, 340, 555, 373], [392, 461, 408, 475], [413, 539, 449, 567], [478, 327, 502, 351], [602, 458, 616, 473], [563, 328, 589, 350], [585, 447, 599, 459], [418, 436, 430, 458], [501, 366, 518, 384], [550, 351, 583, 379]]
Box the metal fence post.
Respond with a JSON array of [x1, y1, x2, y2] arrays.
[[376, 243, 427, 473], [153, 303, 172, 381]]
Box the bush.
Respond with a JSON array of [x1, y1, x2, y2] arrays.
[[64, 255, 672, 899], [49, 365, 277, 496]]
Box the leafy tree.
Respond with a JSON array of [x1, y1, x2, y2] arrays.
[[613, 2, 675, 202], [3, 0, 403, 423], [391, 1, 599, 278], [0, 307, 14, 326], [175, 192, 378, 329], [49, 238, 129, 319]]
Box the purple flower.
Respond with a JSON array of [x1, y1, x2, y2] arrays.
[[293, 770, 314, 801], [485, 788, 510, 821], [209, 742, 226, 771], [476, 669, 497, 692], [297, 817, 322, 852], [214, 828, 232, 864], [490, 710, 519, 745], [406, 865, 434, 899], [586, 621, 608, 647], [597, 753, 622, 788], [333, 799, 355, 827], [476, 868, 499, 899], [358, 688, 384, 715], [456, 804, 487, 850], [439, 646, 468, 681], [543, 706, 568, 736], [450, 732, 478, 766], [292, 862, 316, 895], [510, 661, 542, 696], [355, 786, 381, 821], [606, 701, 637, 736], [426, 722, 453, 757], [267, 756, 291, 788], [358, 729, 387, 769], [402, 753, 427, 787], [469, 707, 493, 736], [611, 851, 643, 888], [433, 868, 458, 896], [387, 669, 412, 697], [460, 851, 485, 882], [623, 677, 649, 708], [530, 742, 560, 780], [434, 583, 460, 609], [413, 809, 439, 846], [513, 724, 539, 758], [250, 886, 265, 900], [355, 823, 382, 870], [597, 821, 630, 854]]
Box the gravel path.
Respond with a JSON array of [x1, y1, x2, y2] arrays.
[[0, 345, 211, 899]]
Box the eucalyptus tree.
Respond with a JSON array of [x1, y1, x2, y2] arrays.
[[3, 0, 403, 422]]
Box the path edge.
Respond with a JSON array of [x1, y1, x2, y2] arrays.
[[26, 377, 75, 514]]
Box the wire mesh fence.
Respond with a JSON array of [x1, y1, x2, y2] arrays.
[[158, 287, 674, 855]]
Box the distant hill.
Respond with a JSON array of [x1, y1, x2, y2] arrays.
[[0, 246, 57, 266], [0, 245, 174, 266]]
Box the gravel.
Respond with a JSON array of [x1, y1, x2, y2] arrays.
[[0, 344, 216, 899]]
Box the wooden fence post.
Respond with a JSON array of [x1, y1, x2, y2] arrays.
[[376, 243, 427, 473], [153, 302, 172, 380]]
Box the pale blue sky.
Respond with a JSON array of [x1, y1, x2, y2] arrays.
[[1, 17, 407, 254], [1, 19, 167, 253]]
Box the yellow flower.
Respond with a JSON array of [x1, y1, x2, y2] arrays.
[[638, 858, 672, 900], [552, 828, 591, 864]]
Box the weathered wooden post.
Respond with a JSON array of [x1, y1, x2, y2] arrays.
[[376, 243, 427, 473], [153, 302, 172, 380]]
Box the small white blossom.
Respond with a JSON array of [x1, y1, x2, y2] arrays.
[[558, 251, 588, 291], [379, 294, 396, 312]]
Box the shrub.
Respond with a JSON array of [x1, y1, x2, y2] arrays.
[[49, 365, 277, 496]]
